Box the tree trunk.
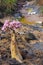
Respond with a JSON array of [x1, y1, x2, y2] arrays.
[[10, 30, 23, 63]]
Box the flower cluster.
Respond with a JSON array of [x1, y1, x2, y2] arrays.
[[2, 20, 22, 31]]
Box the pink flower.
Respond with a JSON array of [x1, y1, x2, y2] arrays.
[[2, 20, 22, 31], [2, 20, 10, 31], [14, 20, 21, 28], [4, 20, 9, 26]]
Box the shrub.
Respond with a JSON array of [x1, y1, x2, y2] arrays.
[[0, 0, 17, 14]]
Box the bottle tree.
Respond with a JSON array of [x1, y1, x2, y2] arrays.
[[2, 20, 23, 63]]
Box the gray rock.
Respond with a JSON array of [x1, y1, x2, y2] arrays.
[[32, 42, 43, 57], [25, 32, 37, 40]]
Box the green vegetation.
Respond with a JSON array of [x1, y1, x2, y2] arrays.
[[40, 6, 43, 13], [0, 0, 17, 14]]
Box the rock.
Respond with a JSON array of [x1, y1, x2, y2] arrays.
[[13, 12, 22, 20], [8, 58, 24, 65], [20, 49, 34, 59], [28, 25, 43, 32], [1, 51, 8, 60], [0, 12, 4, 19], [0, 58, 2, 65], [2, 61, 9, 65], [32, 42, 43, 57], [42, 22, 43, 26], [0, 36, 7, 40], [0, 22, 3, 27], [25, 32, 37, 41]]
